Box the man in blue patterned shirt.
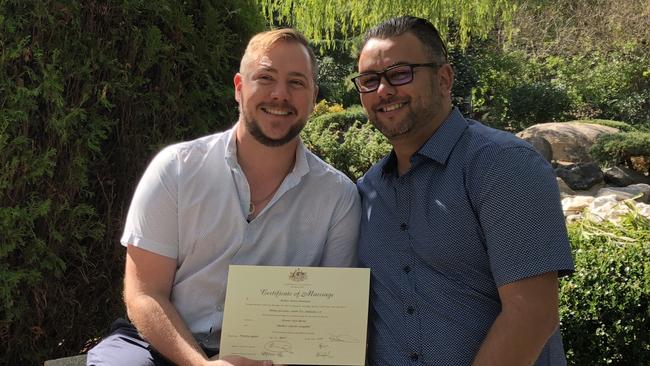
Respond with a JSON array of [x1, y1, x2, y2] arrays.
[[352, 16, 575, 365]]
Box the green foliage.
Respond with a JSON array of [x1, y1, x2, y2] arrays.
[[589, 132, 650, 174], [0, 1, 264, 364], [506, 81, 572, 129], [316, 53, 359, 107], [548, 52, 650, 125], [561, 209, 650, 365], [467, 44, 650, 131], [448, 41, 479, 115], [574, 119, 637, 132], [256, 0, 519, 49], [311, 99, 345, 119], [301, 105, 391, 180], [470, 49, 532, 130]]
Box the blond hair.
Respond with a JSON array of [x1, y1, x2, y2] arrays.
[[240, 28, 318, 83]]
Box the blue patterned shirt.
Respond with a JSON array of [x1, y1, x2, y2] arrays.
[[358, 108, 574, 366]]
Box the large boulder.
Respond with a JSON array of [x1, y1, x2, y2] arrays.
[[603, 166, 650, 187], [555, 162, 604, 190], [520, 136, 553, 163], [517, 122, 618, 163], [556, 177, 577, 197]]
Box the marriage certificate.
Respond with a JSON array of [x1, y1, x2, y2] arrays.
[[220, 265, 370, 365]]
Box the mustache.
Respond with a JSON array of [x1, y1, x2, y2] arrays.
[[373, 96, 410, 111], [260, 102, 297, 114]]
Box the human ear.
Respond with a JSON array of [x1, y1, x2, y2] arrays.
[[234, 73, 243, 103]]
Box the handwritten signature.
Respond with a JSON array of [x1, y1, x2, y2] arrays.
[[263, 340, 293, 356], [328, 334, 360, 343], [316, 350, 332, 358]]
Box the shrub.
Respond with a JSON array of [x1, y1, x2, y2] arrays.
[[316, 55, 359, 107], [470, 49, 531, 130], [506, 81, 573, 130], [561, 209, 650, 365], [589, 132, 650, 174], [550, 52, 650, 126], [302, 106, 391, 180], [311, 99, 345, 119], [575, 119, 637, 132], [307, 104, 366, 131], [0, 1, 264, 364]]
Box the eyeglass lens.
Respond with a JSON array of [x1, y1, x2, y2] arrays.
[[357, 65, 413, 91]]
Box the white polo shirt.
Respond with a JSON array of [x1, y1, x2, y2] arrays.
[[120, 125, 361, 347]]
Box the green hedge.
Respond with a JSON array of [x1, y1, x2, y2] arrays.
[[506, 81, 572, 129], [576, 119, 637, 132], [0, 1, 264, 364], [561, 210, 650, 365], [301, 105, 391, 180], [590, 132, 650, 174]]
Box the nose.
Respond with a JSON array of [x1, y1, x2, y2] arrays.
[[376, 76, 396, 98], [270, 82, 290, 100]]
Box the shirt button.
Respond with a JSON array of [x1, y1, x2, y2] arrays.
[[400, 223, 409, 231], [216, 305, 224, 312], [410, 353, 419, 361], [403, 266, 411, 273], [407, 306, 415, 314]]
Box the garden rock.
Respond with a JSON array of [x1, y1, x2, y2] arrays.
[[586, 195, 650, 223], [517, 122, 618, 162], [561, 195, 595, 216], [556, 177, 576, 197], [521, 136, 553, 162], [597, 184, 650, 203], [603, 165, 650, 186], [555, 162, 604, 190]]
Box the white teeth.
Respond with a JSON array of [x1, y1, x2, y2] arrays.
[[381, 103, 405, 112], [263, 107, 291, 116]]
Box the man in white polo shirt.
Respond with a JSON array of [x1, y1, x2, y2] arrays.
[[87, 28, 360, 366]]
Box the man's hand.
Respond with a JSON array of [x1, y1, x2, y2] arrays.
[[208, 354, 274, 366]]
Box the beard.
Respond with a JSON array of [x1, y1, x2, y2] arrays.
[[241, 100, 307, 147], [368, 81, 441, 140], [369, 97, 437, 140]]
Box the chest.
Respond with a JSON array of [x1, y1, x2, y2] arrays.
[[358, 165, 489, 273]]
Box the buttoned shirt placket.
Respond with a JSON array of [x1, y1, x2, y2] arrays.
[[393, 170, 423, 364]]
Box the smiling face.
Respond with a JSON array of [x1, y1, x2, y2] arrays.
[[357, 32, 453, 144], [235, 40, 317, 147]]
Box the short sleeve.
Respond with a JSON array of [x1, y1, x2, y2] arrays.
[[120, 146, 180, 259], [319, 178, 361, 267], [470, 146, 574, 287]]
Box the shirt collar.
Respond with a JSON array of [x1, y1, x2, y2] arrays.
[[417, 107, 468, 165], [381, 107, 468, 176]]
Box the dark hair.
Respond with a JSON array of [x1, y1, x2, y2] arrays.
[[361, 16, 448, 64]]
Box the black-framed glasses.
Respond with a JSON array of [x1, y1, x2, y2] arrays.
[[351, 63, 442, 93]]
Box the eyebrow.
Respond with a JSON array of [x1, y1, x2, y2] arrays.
[[360, 61, 413, 74], [257, 67, 308, 80]]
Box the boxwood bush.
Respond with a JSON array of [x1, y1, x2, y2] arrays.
[[590, 132, 650, 174], [302, 104, 391, 180], [561, 209, 649, 365]]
